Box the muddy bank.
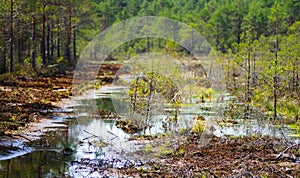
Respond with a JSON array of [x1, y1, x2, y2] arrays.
[[0, 63, 121, 156]]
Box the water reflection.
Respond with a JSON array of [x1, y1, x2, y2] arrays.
[[0, 87, 298, 177], [0, 150, 72, 178]]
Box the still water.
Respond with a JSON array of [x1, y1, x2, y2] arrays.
[[0, 86, 298, 177]]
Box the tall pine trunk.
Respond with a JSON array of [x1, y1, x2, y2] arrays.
[[41, 1, 46, 65], [57, 19, 60, 58], [47, 23, 50, 63], [32, 14, 36, 68], [273, 12, 279, 120], [65, 4, 72, 63], [245, 48, 251, 119], [50, 20, 54, 63], [1, 45, 7, 74], [73, 25, 76, 62], [9, 0, 14, 72], [17, 21, 22, 64]]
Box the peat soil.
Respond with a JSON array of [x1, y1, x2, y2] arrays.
[[109, 135, 300, 177]]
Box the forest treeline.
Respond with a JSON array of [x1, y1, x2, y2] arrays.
[[0, 0, 299, 120]]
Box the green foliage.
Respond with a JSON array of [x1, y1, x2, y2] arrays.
[[165, 131, 172, 137], [289, 122, 300, 137], [128, 68, 181, 119], [268, 1, 288, 34], [278, 101, 300, 119], [56, 57, 65, 63], [36, 56, 43, 66], [95, 79, 103, 90], [158, 146, 174, 156], [177, 148, 185, 156], [9, 116, 16, 122], [145, 144, 154, 153], [289, 123, 300, 130], [0, 0, 299, 123], [2, 0, 300, 74], [192, 120, 205, 135], [223, 13, 300, 121], [179, 127, 188, 135]]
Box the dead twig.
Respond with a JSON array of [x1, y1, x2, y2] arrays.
[[107, 131, 119, 138], [16, 134, 32, 143], [107, 136, 118, 142], [83, 136, 94, 140], [275, 143, 300, 160], [83, 130, 98, 138]]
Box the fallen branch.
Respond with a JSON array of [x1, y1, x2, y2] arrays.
[[83, 130, 98, 138], [107, 136, 118, 142], [83, 136, 95, 140], [107, 131, 119, 138], [275, 143, 300, 160], [16, 134, 32, 143]]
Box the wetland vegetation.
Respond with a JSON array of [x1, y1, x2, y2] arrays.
[[0, 0, 300, 177]]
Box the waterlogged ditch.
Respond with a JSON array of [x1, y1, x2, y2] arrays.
[[0, 82, 299, 177]]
